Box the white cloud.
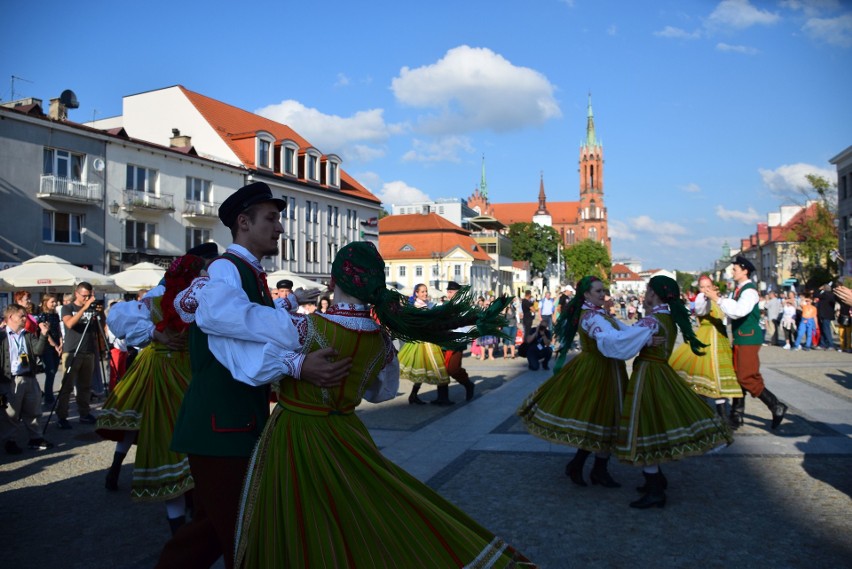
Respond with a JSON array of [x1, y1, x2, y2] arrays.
[[401, 136, 474, 163], [629, 215, 688, 236], [654, 26, 702, 39], [607, 25, 618, 36], [681, 182, 702, 193], [758, 163, 837, 198], [334, 73, 350, 87], [803, 14, 852, 47], [707, 0, 781, 30], [781, 0, 842, 18], [716, 42, 759, 54], [715, 205, 762, 224], [390, 45, 561, 135], [607, 220, 637, 241], [375, 181, 431, 207], [255, 100, 404, 163]]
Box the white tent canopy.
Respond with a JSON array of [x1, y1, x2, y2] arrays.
[[0, 255, 116, 291], [111, 262, 166, 292], [265, 270, 326, 293]]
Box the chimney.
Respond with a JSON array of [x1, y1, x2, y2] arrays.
[[169, 128, 192, 148], [49, 98, 68, 120]]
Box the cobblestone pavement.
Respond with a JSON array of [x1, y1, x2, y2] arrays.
[[2, 343, 850, 568]]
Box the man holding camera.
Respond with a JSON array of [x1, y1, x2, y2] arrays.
[[56, 282, 102, 429], [525, 321, 553, 371], [2, 303, 52, 453]]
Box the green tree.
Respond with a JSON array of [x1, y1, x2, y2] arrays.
[[675, 271, 696, 293], [507, 222, 561, 279], [564, 239, 611, 285], [789, 174, 838, 283]]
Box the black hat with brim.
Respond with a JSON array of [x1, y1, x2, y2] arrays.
[[219, 181, 286, 229], [186, 242, 219, 259], [446, 281, 462, 291], [732, 255, 756, 276], [276, 280, 293, 290]]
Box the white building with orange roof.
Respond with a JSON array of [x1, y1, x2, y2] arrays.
[[610, 263, 646, 294], [378, 212, 494, 299]]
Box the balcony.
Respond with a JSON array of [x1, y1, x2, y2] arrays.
[[38, 175, 103, 203], [182, 199, 220, 220], [122, 189, 175, 212]]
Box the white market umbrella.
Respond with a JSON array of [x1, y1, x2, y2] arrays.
[[266, 269, 326, 292], [111, 262, 166, 292], [0, 255, 116, 290]]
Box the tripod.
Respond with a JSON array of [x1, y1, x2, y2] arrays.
[[43, 306, 110, 435]]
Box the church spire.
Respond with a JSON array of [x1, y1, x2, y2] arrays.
[[536, 171, 549, 215], [479, 154, 488, 200], [585, 92, 599, 148]]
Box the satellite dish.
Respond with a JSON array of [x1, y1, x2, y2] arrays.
[[92, 158, 105, 172], [59, 89, 79, 109]]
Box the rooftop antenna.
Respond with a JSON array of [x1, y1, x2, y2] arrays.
[[10, 75, 33, 101]]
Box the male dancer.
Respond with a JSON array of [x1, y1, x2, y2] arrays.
[[705, 256, 788, 430], [156, 182, 351, 569], [433, 281, 476, 405]]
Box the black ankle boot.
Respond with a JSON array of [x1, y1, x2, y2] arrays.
[[715, 401, 728, 420], [635, 467, 668, 493], [168, 515, 186, 536], [430, 384, 454, 405], [408, 383, 426, 405], [461, 379, 475, 401], [757, 388, 788, 430], [590, 456, 621, 488], [105, 451, 127, 491], [729, 396, 746, 429], [565, 449, 591, 487], [630, 472, 666, 509]]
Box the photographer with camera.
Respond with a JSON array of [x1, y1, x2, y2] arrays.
[[56, 282, 102, 429], [2, 303, 52, 453], [525, 319, 553, 371]]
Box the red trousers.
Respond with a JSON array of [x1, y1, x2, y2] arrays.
[[732, 344, 765, 397], [156, 454, 249, 569], [444, 349, 470, 383]]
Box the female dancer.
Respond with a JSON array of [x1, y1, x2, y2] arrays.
[[669, 275, 742, 417], [616, 276, 733, 509], [96, 254, 205, 534], [518, 276, 656, 487], [398, 283, 450, 404], [228, 242, 530, 568]]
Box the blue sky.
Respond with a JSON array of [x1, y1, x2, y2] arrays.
[[3, 0, 850, 271]]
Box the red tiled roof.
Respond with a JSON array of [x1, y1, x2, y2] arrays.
[[179, 86, 379, 205], [489, 201, 579, 226], [378, 213, 491, 262], [611, 263, 642, 280]]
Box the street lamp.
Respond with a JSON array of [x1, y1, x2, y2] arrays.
[[431, 251, 442, 291], [108, 199, 133, 272]]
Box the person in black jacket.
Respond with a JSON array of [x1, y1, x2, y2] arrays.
[[815, 283, 837, 350], [1, 303, 52, 454]]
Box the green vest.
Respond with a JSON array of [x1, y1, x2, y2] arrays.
[[730, 281, 762, 346], [171, 253, 275, 457]]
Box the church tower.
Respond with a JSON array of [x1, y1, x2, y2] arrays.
[[577, 94, 610, 252], [532, 172, 552, 227]]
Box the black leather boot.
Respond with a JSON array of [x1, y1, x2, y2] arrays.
[[729, 395, 746, 429], [460, 378, 475, 401], [105, 451, 127, 491], [590, 456, 621, 488], [408, 383, 426, 405], [565, 449, 591, 486], [715, 401, 728, 420], [168, 515, 186, 536], [630, 472, 667, 509], [430, 384, 454, 406], [758, 388, 788, 430], [635, 467, 668, 492]]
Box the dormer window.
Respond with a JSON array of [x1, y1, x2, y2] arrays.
[[324, 154, 341, 188], [256, 132, 274, 170], [280, 140, 299, 176], [301, 148, 321, 183]]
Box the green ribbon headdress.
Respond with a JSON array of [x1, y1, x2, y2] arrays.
[[648, 275, 707, 356], [331, 242, 512, 350]]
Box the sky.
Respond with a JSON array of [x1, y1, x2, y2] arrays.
[[3, 0, 851, 272]]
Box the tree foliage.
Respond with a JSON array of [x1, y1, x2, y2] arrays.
[[507, 222, 561, 278], [675, 271, 696, 293], [564, 239, 611, 285], [789, 174, 838, 281]]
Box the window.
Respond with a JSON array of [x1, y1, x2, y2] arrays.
[[399, 266, 406, 277], [415, 266, 423, 277], [282, 237, 297, 261], [589, 227, 598, 242], [328, 161, 339, 186], [290, 239, 296, 261], [185, 228, 210, 250], [283, 146, 296, 175], [126, 221, 157, 249], [305, 240, 319, 263], [289, 197, 296, 220], [328, 205, 333, 226], [347, 209, 356, 229], [384, 266, 390, 277], [432, 265, 439, 277], [305, 200, 312, 223], [186, 177, 211, 201], [42, 211, 83, 244], [333, 206, 339, 227], [43, 148, 84, 180], [126, 164, 157, 193], [312, 202, 318, 224], [307, 154, 319, 181], [257, 138, 272, 168], [281, 195, 288, 219], [454, 265, 462, 278]]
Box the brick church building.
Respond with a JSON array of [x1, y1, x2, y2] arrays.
[[467, 95, 610, 254]]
